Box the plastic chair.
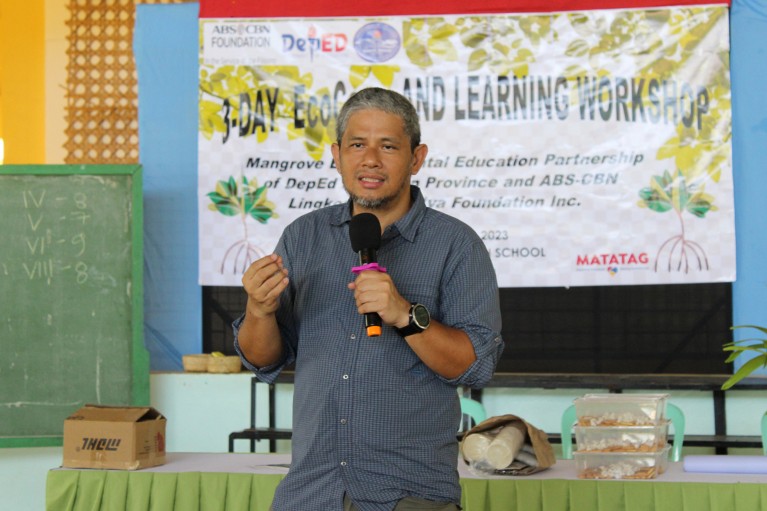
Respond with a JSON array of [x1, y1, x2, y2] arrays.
[[458, 397, 487, 432], [665, 403, 686, 462], [560, 404, 577, 460], [761, 411, 767, 456], [559, 402, 685, 461]]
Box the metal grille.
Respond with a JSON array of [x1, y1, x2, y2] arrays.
[[203, 283, 733, 374], [203, 286, 247, 355], [497, 283, 732, 374]]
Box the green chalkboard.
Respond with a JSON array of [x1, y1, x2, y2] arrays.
[[0, 165, 146, 447]]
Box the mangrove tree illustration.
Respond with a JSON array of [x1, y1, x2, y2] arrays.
[[637, 169, 716, 273], [207, 176, 278, 274]]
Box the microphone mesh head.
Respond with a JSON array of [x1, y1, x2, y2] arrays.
[[349, 213, 382, 252]]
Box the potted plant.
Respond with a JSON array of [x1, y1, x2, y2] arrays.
[[721, 325, 767, 390]]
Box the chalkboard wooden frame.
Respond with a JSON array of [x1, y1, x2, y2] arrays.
[[0, 164, 146, 448]]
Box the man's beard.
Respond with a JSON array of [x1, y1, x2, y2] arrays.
[[348, 191, 396, 210], [344, 177, 409, 210]]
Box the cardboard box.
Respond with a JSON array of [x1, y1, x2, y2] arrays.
[[62, 405, 166, 470]]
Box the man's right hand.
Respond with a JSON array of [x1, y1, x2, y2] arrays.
[[242, 254, 289, 319], [237, 254, 288, 368]]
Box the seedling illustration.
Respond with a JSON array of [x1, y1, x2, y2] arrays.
[[207, 176, 278, 274], [638, 169, 716, 273]]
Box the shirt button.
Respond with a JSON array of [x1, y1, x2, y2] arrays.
[[340, 461, 347, 467], [350, 334, 356, 340], [342, 374, 349, 380], [340, 418, 347, 424]]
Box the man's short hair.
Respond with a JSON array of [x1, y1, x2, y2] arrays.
[[335, 87, 421, 151]]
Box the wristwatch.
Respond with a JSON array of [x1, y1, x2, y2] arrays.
[[395, 303, 431, 337]]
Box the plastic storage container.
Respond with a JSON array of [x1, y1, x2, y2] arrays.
[[574, 422, 669, 453], [574, 446, 671, 479], [574, 393, 668, 426]]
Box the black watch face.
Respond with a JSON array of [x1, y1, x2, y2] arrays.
[[412, 304, 430, 328]]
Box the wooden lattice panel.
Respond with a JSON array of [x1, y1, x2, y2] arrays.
[[63, 0, 186, 164]]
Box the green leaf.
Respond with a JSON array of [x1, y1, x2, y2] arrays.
[[686, 198, 712, 218], [468, 49, 489, 71], [215, 204, 241, 216], [206, 192, 230, 206], [460, 25, 489, 48], [565, 39, 589, 57], [721, 354, 767, 390], [723, 342, 766, 353], [650, 173, 672, 202], [226, 176, 238, 196], [404, 43, 433, 68], [671, 174, 691, 212], [645, 199, 673, 213], [429, 19, 458, 39], [249, 206, 275, 224], [721, 324, 767, 389], [243, 185, 267, 213], [637, 186, 673, 213]]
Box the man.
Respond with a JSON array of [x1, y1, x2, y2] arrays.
[[234, 87, 503, 511]]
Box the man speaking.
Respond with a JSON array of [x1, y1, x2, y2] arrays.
[[234, 87, 504, 511]]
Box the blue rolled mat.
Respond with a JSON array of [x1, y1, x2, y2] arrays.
[[683, 455, 767, 474]]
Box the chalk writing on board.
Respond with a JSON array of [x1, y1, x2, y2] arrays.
[[0, 166, 146, 447], [19, 187, 96, 286]]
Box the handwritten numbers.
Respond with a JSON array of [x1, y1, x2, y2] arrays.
[[75, 262, 89, 284], [71, 233, 86, 257]]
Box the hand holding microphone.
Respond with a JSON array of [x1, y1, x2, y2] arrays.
[[349, 213, 420, 337], [349, 213, 385, 337]]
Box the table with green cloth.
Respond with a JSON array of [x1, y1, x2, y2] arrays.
[[46, 452, 767, 511]]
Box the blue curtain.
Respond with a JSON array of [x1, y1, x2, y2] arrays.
[[134, 3, 201, 370]]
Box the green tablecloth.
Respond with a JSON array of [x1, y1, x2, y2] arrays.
[[46, 453, 767, 511], [46, 470, 284, 511]]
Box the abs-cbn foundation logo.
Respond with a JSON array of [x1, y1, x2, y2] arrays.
[[78, 437, 121, 451]]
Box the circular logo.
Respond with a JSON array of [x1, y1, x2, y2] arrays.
[[353, 22, 401, 63]]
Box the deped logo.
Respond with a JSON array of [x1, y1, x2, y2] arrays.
[[282, 25, 347, 60]]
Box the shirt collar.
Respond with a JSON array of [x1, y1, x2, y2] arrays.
[[387, 185, 425, 243], [330, 185, 426, 244]]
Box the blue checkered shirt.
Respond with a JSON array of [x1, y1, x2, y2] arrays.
[[234, 186, 504, 511]]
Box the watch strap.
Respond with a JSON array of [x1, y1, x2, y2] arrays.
[[395, 303, 429, 337]]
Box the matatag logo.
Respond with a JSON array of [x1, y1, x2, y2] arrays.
[[281, 25, 347, 60], [576, 252, 650, 275]]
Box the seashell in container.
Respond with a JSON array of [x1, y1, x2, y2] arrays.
[[574, 422, 669, 453], [574, 393, 669, 426], [182, 354, 212, 372], [575, 445, 670, 479]]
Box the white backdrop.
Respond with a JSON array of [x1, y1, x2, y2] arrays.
[[198, 6, 734, 287]]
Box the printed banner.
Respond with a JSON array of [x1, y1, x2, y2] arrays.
[[198, 6, 734, 287]]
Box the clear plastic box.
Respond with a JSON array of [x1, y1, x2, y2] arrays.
[[574, 422, 669, 453], [574, 446, 671, 479], [574, 393, 668, 426]]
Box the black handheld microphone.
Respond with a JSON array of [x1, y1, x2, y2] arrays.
[[349, 213, 383, 337]]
